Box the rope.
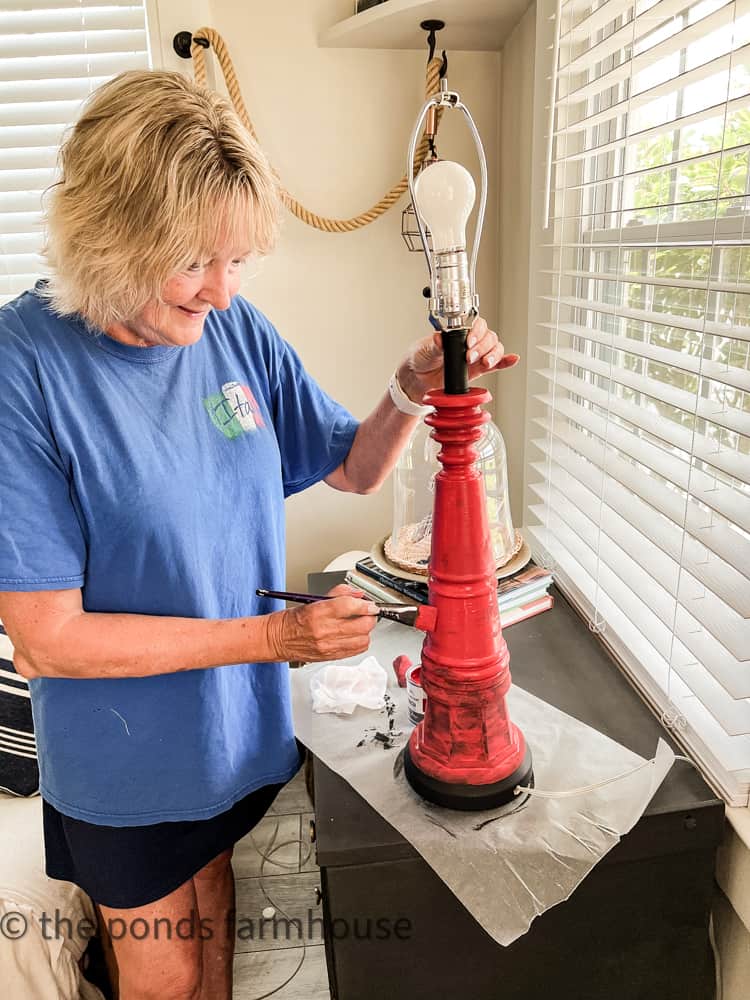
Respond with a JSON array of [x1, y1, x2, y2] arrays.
[[190, 27, 444, 233]]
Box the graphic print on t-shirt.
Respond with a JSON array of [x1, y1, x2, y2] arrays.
[[203, 381, 266, 439]]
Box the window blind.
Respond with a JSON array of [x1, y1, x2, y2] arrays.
[[529, 0, 750, 804], [0, 1, 151, 303]]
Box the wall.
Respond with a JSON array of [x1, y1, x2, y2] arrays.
[[715, 809, 750, 1000], [154, 0, 503, 589]]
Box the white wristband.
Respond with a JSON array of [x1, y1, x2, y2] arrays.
[[388, 371, 432, 417]]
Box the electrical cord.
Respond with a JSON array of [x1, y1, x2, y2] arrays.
[[238, 820, 315, 1000], [514, 758, 656, 799], [514, 748, 701, 800]]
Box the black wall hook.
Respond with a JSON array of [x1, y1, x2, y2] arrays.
[[173, 31, 209, 59], [420, 19, 445, 64]]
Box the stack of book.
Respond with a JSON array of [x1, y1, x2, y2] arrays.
[[495, 564, 554, 626], [347, 557, 554, 629]]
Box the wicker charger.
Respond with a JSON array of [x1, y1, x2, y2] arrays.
[[382, 523, 527, 579]]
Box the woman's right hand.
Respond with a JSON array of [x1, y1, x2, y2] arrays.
[[263, 586, 379, 663]]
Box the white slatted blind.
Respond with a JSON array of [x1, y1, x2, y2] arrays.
[[0, 1, 151, 302], [529, 0, 750, 804]]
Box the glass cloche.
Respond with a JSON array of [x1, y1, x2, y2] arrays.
[[386, 416, 521, 575]]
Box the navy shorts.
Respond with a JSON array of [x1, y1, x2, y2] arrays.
[[42, 782, 285, 910]]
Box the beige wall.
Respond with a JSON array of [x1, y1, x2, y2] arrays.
[[716, 811, 750, 1000], [155, 0, 503, 589], [713, 890, 750, 1000]]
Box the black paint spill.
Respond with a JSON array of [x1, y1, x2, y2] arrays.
[[356, 694, 402, 750]]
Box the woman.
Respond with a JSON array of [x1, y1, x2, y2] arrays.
[[0, 71, 515, 999]]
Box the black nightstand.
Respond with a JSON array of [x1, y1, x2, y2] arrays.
[[307, 575, 724, 1000]]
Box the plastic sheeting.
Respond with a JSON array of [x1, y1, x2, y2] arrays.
[[290, 620, 674, 947]]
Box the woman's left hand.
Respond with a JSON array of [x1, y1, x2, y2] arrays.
[[397, 316, 520, 403]]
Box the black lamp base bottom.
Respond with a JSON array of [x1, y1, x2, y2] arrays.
[[403, 744, 534, 812]]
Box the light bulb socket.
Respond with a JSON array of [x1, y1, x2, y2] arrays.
[[430, 250, 473, 324]]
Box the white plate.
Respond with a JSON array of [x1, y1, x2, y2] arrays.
[[370, 535, 532, 582]]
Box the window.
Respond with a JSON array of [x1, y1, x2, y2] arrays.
[[0, 0, 152, 304], [529, 0, 750, 804]]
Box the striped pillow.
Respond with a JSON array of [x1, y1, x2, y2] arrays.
[[0, 623, 38, 796]]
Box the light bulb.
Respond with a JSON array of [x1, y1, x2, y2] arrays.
[[413, 161, 476, 253]]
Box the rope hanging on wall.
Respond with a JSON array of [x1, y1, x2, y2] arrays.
[[188, 27, 444, 233]]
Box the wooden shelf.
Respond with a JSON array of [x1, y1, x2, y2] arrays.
[[319, 0, 532, 52]]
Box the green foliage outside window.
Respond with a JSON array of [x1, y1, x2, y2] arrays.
[[577, 98, 750, 465]]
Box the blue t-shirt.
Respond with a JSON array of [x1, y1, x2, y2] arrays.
[[0, 285, 358, 826]]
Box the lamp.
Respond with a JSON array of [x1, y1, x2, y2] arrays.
[[401, 80, 533, 810]]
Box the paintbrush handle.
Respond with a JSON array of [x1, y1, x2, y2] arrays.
[[256, 588, 418, 612], [255, 589, 332, 604]]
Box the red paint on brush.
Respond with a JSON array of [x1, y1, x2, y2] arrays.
[[414, 605, 438, 632]]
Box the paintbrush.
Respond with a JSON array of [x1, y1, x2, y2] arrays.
[[255, 588, 437, 631]]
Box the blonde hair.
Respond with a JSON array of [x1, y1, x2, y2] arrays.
[[42, 70, 281, 330]]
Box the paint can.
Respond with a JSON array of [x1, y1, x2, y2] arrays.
[[406, 665, 426, 725]]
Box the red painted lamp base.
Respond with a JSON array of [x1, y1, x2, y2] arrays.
[[401, 385, 533, 811], [403, 742, 533, 810]]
